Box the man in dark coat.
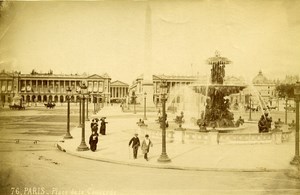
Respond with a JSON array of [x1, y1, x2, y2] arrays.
[[89, 131, 99, 152], [129, 133, 140, 159]]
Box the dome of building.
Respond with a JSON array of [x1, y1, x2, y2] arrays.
[[252, 70, 270, 84]]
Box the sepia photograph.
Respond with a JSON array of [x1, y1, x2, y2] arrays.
[[0, 0, 300, 194]]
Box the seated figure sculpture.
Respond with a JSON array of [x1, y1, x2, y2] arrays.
[[137, 119, 147, 127], [288, 120, 295, 130], [258, 115, 268, 133], [235, 116, 244, 127]]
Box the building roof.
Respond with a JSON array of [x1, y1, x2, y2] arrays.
[[0, 71, 111, 80], [153, 74, 198, 81], [252, 70, 272, 84], [111, 80, 129, 86], [224, 76, 246, 85]]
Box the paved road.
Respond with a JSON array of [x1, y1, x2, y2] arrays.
[[1, 143, 300, 195], [0, 106, 300, 195]]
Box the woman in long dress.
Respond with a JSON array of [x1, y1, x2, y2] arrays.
[[141, 134, 153, 161], [89, 131, 99, 152]]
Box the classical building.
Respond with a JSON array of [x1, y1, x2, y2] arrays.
[[129, 74, 198, 105], [0, 71, 111, 104], [249, 70, 276, 106], [110, 80, 129, 103]]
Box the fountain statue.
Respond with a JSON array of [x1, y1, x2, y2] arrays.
[[196, 51, 246, 128]]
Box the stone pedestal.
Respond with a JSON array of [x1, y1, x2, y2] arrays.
[[272, 130, 282, 144], [174, 127, 186, 144], [167, 130, 175, 143], [272, 123, 283, 144]]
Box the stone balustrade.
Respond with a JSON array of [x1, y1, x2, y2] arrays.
[[219, 133, 273, 144], [140, 126, 293, 145]]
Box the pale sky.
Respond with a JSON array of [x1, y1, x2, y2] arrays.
[[0, 0, 300, 84]]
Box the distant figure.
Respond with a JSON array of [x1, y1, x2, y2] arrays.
[[129, 133, 140, 159], [141, 134, 153, 161], [91, 124, 98, 133], [289, 120, 296, 129], [264, 113, 272, 131], [137, 119, 147, 127], [89, 131, 99, 152], [100, 117, 107, 135], [235, 116, 244, 127], [277, 118, 284, 125], [258, 115, 268, 133], [90, 119, 95, 129]]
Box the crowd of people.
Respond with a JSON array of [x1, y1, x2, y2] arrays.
[[88, 117, 107, 152]]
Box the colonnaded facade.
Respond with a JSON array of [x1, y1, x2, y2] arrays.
[[110, 80, 129, 103], [0, 71, 118, 104]]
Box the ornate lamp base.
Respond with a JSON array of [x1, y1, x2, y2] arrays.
[[63, 132, 73, 139], [77, 142, 89, 151], [290, 156, 300, 165], [157, 153, 171, 163]]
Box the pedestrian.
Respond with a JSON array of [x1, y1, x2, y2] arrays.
[[91, 123, 98, 133], [89, 131, 99, 152], [100, 117, 107, 135], [90, 119, 95, 129], [141, 134, 153, 161], [128, 133, 140, 159]]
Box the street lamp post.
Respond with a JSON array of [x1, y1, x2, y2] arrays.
[[249, 94, 252, 121], [133, 94, 137, 114], [64, 87, 73, 139], [172, 99, 175, 114], [291, 82, 300, 165], [77, 82, 89, 151], [93, 95, 96, 114], [86, 93, 90, 121], [285, 96, 288, 125], [158, 80, 171, 163], [77, 92, 82, 128], [143, 92, 147, 120], [102, 96, 104, 108], [127, 95, 130, 110]]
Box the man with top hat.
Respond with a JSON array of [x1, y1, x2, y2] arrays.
[[129, 133, 140, 159]]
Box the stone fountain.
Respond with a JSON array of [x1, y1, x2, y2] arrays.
[[195, 51, 246, 128], [166, 51, 246, 131]]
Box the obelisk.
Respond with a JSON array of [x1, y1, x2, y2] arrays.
[[142, 2, 155, 108]]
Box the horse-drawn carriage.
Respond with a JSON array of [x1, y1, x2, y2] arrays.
[[9, 95, 25, 110], [9, 104, 25, 110], [44, 102, 56, 109]]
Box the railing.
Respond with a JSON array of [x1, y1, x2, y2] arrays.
[[282, 131, 292, 142], [185, 131, 209, 144], [218, 133, 273, 144], [140, 127, 292, 145]]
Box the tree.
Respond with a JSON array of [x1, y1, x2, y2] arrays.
[[276, 83, 295, 99]]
